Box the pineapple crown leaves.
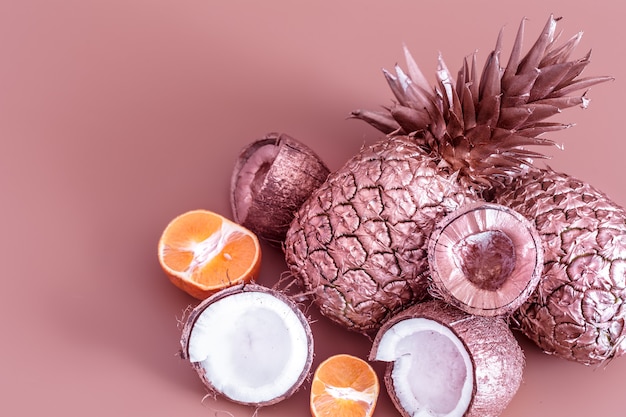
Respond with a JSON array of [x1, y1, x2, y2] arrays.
[[351, 15, 613, 189]]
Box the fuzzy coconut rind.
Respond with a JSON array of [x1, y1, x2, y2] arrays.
[[370, 300, 524, 417], [180, 283, 315, 406], [230, 133, 330, 243]]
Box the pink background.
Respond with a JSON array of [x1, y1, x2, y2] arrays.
[[2, 1, 624, 416]]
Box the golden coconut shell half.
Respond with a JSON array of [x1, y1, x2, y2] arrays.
[[428, 202, 543, 316], [230, 132, 330, 244]]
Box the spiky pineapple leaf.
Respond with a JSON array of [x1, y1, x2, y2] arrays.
[[352, 14, 613, 190]]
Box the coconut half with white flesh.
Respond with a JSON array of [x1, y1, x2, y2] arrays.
[[428, 202, 543, 316], [180, 283, 314, 406], [370, 300, 524, 417], [230, 133, 330, 244]]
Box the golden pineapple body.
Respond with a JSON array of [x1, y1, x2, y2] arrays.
[[285, 15, 612, 335], [284, 136, 477, 332], [496, 168, 626, 364]]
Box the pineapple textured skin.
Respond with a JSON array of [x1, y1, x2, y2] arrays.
[[285, 14, 614, 342], [284, 136, 477, 332], [496, 168, 626, 365]]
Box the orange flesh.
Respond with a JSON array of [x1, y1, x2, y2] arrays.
[[310, 354, 379, 417], [158, 210, 261, 298]]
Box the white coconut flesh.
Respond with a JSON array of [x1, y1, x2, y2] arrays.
[[373, 318, 473, 417], [232, 143, 280, 222], [186, 291, 310, 404]]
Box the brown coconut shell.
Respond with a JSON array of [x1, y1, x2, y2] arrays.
[[179, 283, 315, 407], [230, 132, 330, 244], [370, 300, 524, 417]]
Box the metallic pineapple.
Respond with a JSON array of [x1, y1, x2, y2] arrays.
[[496, 169, 626, 365], [284, 15, 613, 338]]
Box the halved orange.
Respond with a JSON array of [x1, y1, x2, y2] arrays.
[[310, 354, 379, 417], [157, 209, 261, 299]]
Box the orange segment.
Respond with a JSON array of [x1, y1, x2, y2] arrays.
[[157, 209, 261, 299], [310, 354, 379, 417]]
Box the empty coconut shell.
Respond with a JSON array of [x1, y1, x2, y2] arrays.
[[428, 202, 543, 316], [230, 132, 330, 244]]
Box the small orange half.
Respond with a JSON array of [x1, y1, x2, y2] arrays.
[[157, 209, 261, 299], [310, 354, 379, 417]]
